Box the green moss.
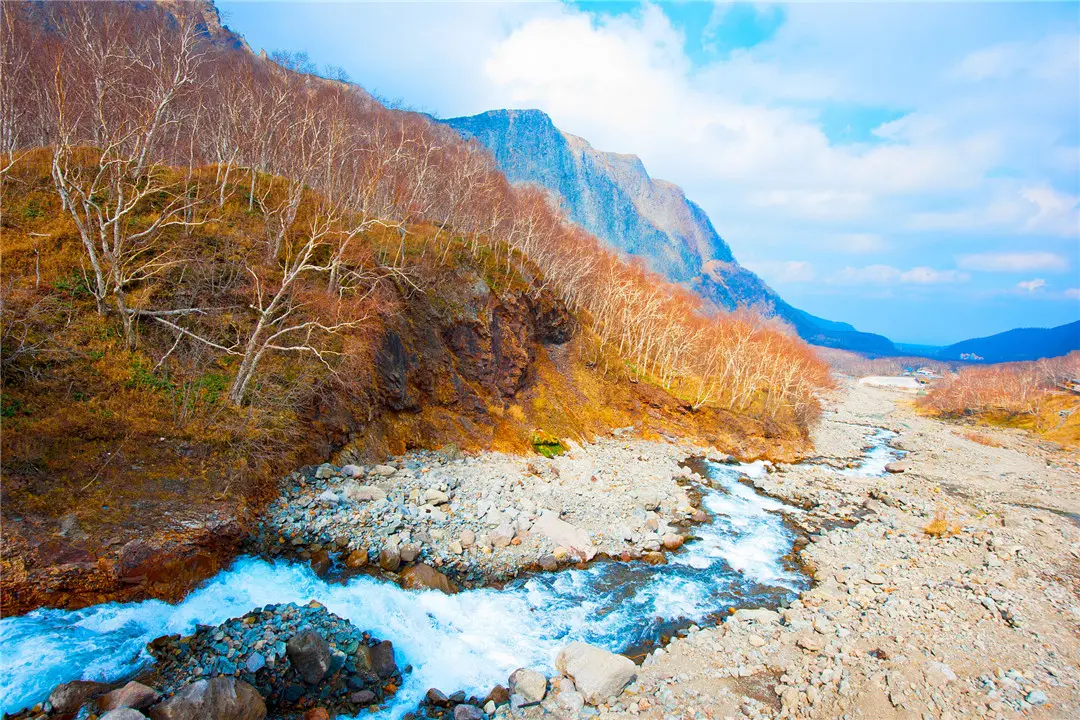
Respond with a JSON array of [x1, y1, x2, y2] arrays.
[[530, 429, 565, 458]]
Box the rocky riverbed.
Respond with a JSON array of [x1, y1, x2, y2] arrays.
[[504, 381, 1080, 720], [251, 439, 719, 588], [4, 380, 1079, 720]]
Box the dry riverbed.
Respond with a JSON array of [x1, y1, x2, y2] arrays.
[[528, 381, 1080, 720]]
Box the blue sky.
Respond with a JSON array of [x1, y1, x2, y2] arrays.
[[218, 1, 1080, 345]]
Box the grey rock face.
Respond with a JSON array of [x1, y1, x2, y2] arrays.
[[443, 108, 898, 354], [147, 677, 266, 720], [445, 109, 731, 286]]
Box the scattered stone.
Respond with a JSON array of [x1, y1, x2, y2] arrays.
[[98, 681, 159, 711], [508, 667, 547, 704], [345, 549, 368, 569], [885, 460, 911, 474], [100, 710, 149, 720], [47, 680, 112, 714], [287, 629, 331, 685], [379, 545, 402, 572], [400, 563, 458, 594], [924, 661, 957, 688], [555, 642, 637, 705], [453, 704, 484, 720]]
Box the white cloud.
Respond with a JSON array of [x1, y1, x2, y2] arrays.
[[952, 34, 1080, 83], [829, 265, 969, 285], [744, 259, 816, 283], [1017, 278, 1047, 293], [958, 251, 1069, 272], [831, 233, 887, 253], [1065, 288, 1080, 299], [901, 267, 970, 284]]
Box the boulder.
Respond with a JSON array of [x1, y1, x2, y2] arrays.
[[316, 490, 339, 506], [885, 460, 911, 474], [731, 608, 780, 625], [661, 534, 684, 550], [340, 464, 363, 478], [303, 709, 329, 720], [400, 563, 458, 594], [453, 705, 484, 720], [491, 521, 515, 548], [147, 678, 266, 720], [379, 545, 401, 572], [372, 464, 397, 477], [98, 681, 160, 711], [100, 710, 148, 720], [342, 483, 387, 503], [370, 640, 398, 678], [350, 690, 376, 706], [508, 668, 547, 705], [315, 464, 337, 479], [533, 513, 596, 561], [286, 629, 332, 685], [399, 542, 421, 563], [423, 489, 450, 505], [555, 642, 636, 705], [48, 680, 113, 714], [344, 549, 368, 568], [309, 549, 331, 576], [924, 661, 957, 688], [459, 529, 476, 547], [558, 691, 585, 713]]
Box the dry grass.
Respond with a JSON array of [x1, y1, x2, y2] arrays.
[[959, 431, 1004, 448]]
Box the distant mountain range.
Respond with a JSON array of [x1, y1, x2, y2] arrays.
[[443, 109, 896, 355], [934, 320, 1080, 363]]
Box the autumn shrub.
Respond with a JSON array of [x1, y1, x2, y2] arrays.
[[919, 352, 1080, 419], [2, 0, 833, 429]]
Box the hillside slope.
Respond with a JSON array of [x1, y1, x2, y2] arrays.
[[937, 320, 1080, 363], [444, 109, 896, 355]]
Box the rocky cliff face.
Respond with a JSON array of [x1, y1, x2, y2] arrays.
[[444, 109, 896, 355]]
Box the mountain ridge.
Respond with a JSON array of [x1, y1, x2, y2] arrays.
[[443, 108, 898, 355]]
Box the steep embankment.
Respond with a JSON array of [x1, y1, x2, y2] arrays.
[[0, 158, 805, 616], [444, 109, 896, 355]]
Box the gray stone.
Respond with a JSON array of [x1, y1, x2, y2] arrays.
[[342, 483, 387, 503], [558, 690, 585, 713], [1026, 690, 1048, 706], [509, 667, 547, 704], [246, 653, 266, 673], [315, 464, 337, 479], [372, 464, 397, 477], [47, 680, 112, 714], [147, 678, 265, 720], [98, 681, 159, 711], [100, 710, 148, 720], [286, 629, 331, 685], [453, 705, 484, 720], [370, 640, 398, 678], [555, 642, 636, 705], [924, 661, 957, 688]]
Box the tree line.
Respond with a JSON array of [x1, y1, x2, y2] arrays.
[[1, 1, 830, 421]]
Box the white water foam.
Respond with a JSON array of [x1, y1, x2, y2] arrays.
[[841, 428, 902, 477], [0, 458, 809, 717]]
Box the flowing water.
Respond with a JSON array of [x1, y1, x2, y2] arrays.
[[0, 437, 897, 717]]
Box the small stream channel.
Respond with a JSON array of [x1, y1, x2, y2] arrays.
[[0, 433, 900, 717]]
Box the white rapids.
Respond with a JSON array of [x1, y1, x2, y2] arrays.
[[0, 442, 897, 717]]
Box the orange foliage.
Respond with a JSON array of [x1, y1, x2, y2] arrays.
[[1, 0, 833, 425]]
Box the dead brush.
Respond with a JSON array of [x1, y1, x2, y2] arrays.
[[960, 430, 1003, 448], [923, 508, 962, 538]]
